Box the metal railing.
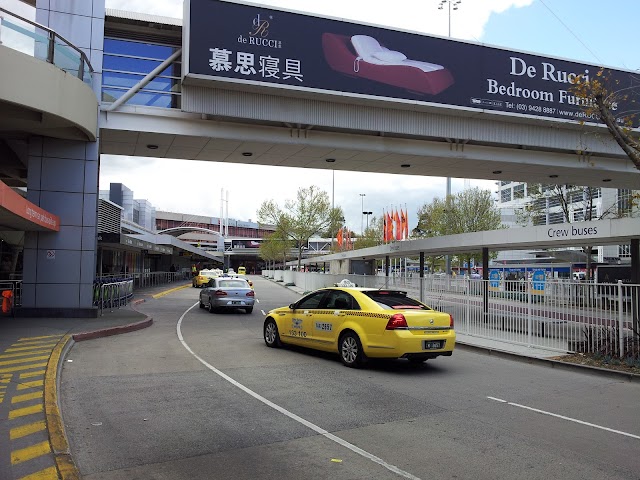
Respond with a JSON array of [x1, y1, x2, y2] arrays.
[[263, 270, 640, 359], [0, 7, 93, 85], [131, 271, 188, 289], [94, 279, 134, 316]]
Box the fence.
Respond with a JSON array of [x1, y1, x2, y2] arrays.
[[262, 270, 640, 359], [94, 279, 134, 316]]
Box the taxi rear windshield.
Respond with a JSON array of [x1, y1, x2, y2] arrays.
[[364, 291, 429, 310]]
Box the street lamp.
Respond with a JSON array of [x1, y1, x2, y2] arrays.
[[438, 0, 461, 275], [363, 211, 373, 231], [359, 193, 366, 236]]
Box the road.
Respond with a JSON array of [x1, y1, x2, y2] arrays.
[[60, 276, 640, 480]]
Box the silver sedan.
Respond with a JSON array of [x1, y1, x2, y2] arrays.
[[199, 276, 255, 314]]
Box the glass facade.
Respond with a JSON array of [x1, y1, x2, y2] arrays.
[[102, 38, 181, 109]]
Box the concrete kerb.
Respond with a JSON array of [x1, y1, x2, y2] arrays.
[[45, 334, 80, 480], [456, 341, 640, 382]]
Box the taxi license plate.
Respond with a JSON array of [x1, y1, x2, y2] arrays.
[[423, 340, 443, 350]]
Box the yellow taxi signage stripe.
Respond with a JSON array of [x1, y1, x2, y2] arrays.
[[9, 403, 43, 419], [17, 465, 59, 479], [17, 380, 44, 390], [19, 370, 46, 379], [12, 341, 59, 347], [0, 349, 52, 360], [17, 335, 63, 341], [10, 420, 46, 440], [10, 440, 51, 465], [12, 391, 43, 403], [0, 355, 51, 367], [6, 345, 57, 353], [0, 362, 48, 374]]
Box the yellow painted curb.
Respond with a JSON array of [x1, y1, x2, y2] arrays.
[[152, 283, 191, 299], [44, 334, 80, 480]]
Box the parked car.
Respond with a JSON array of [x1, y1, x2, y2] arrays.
[[199, 276, 255, 313], [192, 269, 222, 288], [263, 287, 455, 367]]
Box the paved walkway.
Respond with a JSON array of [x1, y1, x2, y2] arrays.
[[0, 279, 636, 480]]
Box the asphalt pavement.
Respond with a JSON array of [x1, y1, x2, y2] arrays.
[[0, 278, 637, 480]]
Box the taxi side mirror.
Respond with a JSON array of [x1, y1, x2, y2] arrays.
[[289, 303, 296, 310]]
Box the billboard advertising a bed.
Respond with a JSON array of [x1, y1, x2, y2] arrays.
[[185, 0, 639, 127]]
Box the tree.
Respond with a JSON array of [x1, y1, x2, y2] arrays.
[[414, 188, 502, 272], [257, 185, 336, 271], [258, 231, 293, 271], [572, 69, 640, 171], [354, 216, 382, 250]]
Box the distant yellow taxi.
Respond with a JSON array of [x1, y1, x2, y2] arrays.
[[263, 287, 455, 367], [192, 269, 221, 288]]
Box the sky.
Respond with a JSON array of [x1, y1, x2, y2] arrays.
[[96, 0, 640, 233]]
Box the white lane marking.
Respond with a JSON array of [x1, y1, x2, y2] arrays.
[[487, 396, 640, 440], [179, 304, 421, 480], [487, 396, 507, 403], [261, 309, 266, 316], [256, 298, 260, 303]]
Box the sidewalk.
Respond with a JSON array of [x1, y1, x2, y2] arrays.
[[0, 281, 191, 480]]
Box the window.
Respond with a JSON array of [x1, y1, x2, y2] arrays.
[[570, 191, 584, 204], [548, 196, 561, 208], [586, 187, 601, 199], [501, 188, 512, 202], [533, 198, 546, 209], [548, 211, 565, 224], [619, 244, 631, 258], [295, 291, 327, 309], [618, 189, 633, 216], [325, 291, 359, 310], [102, 37, 181, 109], [364, 291, 429, 310], [513, 184, 525, 199]]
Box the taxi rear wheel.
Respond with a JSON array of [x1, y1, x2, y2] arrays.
[[339, 332, 365, 368], [264, 319, 281, 347]]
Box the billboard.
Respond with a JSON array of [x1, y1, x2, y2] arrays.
[[185, 0, 639, 127]]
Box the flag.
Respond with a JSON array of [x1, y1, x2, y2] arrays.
[[386, 211, 394, 242], [382, 211, 388, 243], [394, 209, 402, 241], [337, 227, 343, 248]]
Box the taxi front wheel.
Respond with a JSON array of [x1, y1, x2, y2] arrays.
[[339, 332, 366, 368], [264, 319, 281, 347]]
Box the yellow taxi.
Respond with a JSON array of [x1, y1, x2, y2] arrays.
[[192, 269, 222, 288], [263, 287, 455, 367]]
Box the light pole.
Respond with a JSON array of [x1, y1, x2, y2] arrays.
[[359, 193, 366, 236], [363, 211, 373, 231], [438, 0, 461, 275]]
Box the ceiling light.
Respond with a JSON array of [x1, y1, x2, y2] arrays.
[[401, 164, 410, 168], [325, 158, 336, 163], [242, 152, 253, 157], [549, 174, 558, 178], [146, 144, 158, 150], [602, 178, 612, 182], [492, 170, 502, 174]]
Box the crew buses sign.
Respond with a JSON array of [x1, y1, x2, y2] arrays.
[[184, 0, 639, 127]]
